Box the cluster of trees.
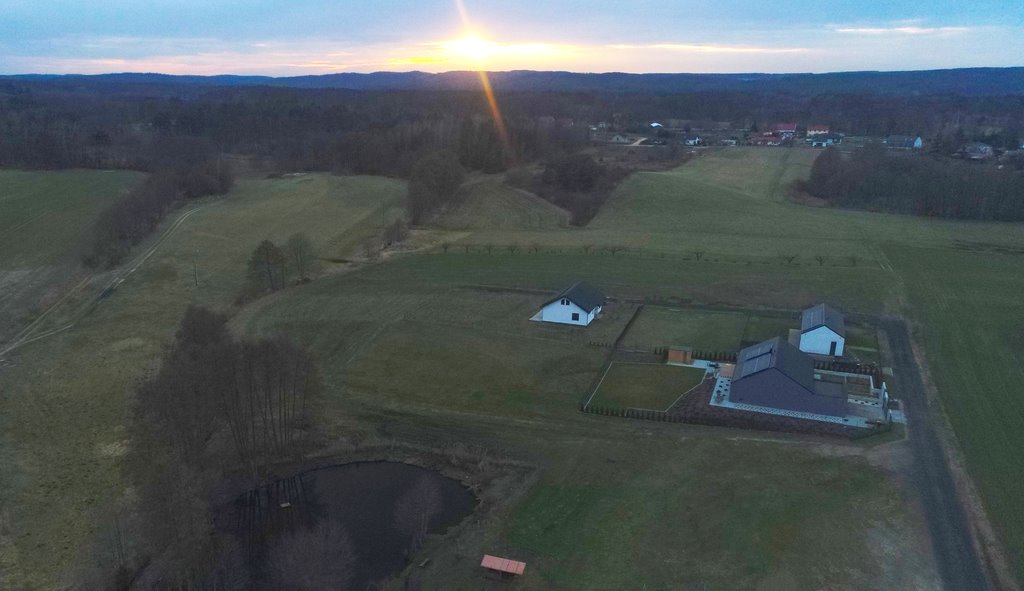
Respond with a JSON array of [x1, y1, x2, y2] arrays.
[[405, 150, 466, 224], [87, 151, 234, 267], [246, 234, 318, 295], [523, 153, 629, 224], [118, 306, 324, 588], [807, 145, 1024, 221]]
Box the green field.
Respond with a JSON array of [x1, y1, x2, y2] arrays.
[[4, 147, 1024, 588], [590, 362, 707, 410]]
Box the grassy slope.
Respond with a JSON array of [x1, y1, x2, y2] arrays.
[[0, 173, 405, 589], [432, 178, 569, 230]]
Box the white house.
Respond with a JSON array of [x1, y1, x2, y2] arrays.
[[610, 134, 631, 144], [885, 135, 923, 150], [533, 281, 605, 326], [798, 304, 846, 357], [683, 135, 701, 146]]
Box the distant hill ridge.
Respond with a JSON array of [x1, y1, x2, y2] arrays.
[[6, 67, 1024, 96]]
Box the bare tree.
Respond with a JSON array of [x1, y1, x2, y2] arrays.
[[484, 243, 494, 254], [814, 254, 827, 266], [220, 338, 323, 477], [285, 233, 317, 280], [507, 243, 519, 254], [693, 250, 705, 261], [529, 242, 540, 254], [392, 475, 442, 558], [848, 254, 859, 267], [268, 523, 356, 591], [582, 244, 594, 254], [440, 241, 451, 254], [778, 254, 798, 265]]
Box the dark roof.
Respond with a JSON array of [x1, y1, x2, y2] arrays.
[[544, 281, 605, 313], [733, 337, 815, 391], [801, 304, 845, 337]]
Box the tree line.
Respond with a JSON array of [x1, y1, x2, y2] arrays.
[[86, 139, 234, 267], [805, 144, 1024, 221]]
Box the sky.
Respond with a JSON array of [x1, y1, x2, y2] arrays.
[[1, 0, 1023, 75]]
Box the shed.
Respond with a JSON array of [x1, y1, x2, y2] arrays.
[[481, 554, 526, 577], [533, 281, 605, 326], [731, 337, 846, 417], [799, 304, 846, 357]]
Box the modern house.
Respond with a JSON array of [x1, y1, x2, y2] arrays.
[[730, 337, 847, 417], [799, 304, 846, 357], [609, 134, 631, 144], [533, 281, 605, 326], [885, 135, 923, 150], [683, 135, 701, 146], [806, 124, 830, 136]]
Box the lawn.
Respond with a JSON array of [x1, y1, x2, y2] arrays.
[[590, 362, 707, 410], [622, 307, 750, 351]]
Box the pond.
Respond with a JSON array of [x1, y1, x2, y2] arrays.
[[222, 461, 476, 589]]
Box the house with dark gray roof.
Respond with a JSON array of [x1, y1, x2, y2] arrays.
[[799, 304, 846, 357], [885, 135, 923, 150], [731, 337, 847, 417], [533, 281, 605, 326]]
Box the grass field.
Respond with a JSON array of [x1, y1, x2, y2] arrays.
[[0, 170, 143, 342], [590, 362, 707, 410], [5, 146, 1024, 588], [0, 173, 405, 588], [888, 244, 1024, 576]]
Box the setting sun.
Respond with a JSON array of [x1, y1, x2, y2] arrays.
[[445, 34, 495, 62]]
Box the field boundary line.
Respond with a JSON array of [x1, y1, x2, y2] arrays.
[[582, 361, 615, 409]]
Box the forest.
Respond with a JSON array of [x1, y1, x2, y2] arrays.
[[805, 144, 1024, 221]]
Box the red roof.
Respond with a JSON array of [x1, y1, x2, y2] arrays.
[[481, 554, 526, 575], [774, 122, 798, 132], [808, 124, 830, 132]]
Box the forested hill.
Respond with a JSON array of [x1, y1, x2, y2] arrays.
[[7, 67, 1024, 96]]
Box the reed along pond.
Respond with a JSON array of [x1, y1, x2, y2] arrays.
[[221, 461, 476, 589]]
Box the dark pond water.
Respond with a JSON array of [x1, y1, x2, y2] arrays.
[[222, 461, 476, 589]]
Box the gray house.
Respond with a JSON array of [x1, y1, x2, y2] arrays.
[[885, 135, 923, 150], [731, 337, 846, 417]]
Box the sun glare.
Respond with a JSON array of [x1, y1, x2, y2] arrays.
[[446, 34, 495, 62]]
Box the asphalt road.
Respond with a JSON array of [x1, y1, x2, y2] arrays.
[[882, 318, 991, 591]]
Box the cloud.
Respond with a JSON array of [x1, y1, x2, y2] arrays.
[[610, 43, 807, 54], [832, 25, 971, 36]]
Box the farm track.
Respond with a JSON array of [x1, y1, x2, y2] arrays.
[[0, 203, 211, 358], [882, 318, 992, 590]]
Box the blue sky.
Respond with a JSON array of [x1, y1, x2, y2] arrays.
[[1, 0, 1022, 75]]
